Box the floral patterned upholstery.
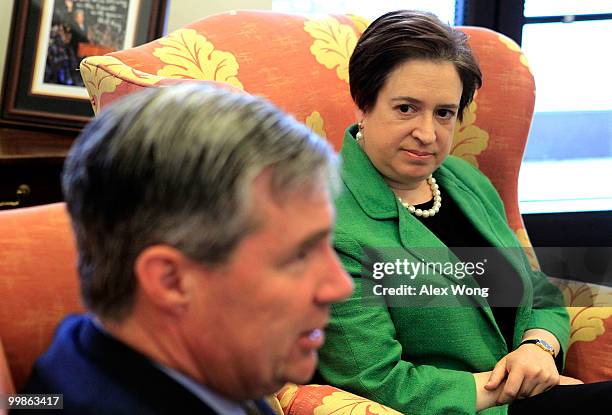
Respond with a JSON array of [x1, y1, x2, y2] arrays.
[[2, 8, 607, 414], [80, 11, 532, 242], [277, 383, 402, 415]]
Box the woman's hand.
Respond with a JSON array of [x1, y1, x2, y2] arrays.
[[485, 344, 559, 404], [473, 371, 505, 411], [559, 375, 584, 385]]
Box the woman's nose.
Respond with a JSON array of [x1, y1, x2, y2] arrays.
[[412, 115, 436, 144]]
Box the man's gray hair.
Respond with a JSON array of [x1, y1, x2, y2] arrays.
[[62, 84, 338, 320]]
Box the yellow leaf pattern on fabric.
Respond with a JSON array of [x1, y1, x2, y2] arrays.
[[80, 56, 160, 115], [514, 228, 540, 270], [304, 17, 357, 83], [264, 395, 284, 415], [559, 282, 612, 348], [520, 54, 532, 73], [499, 34, 521, 52], [347, 14, 370, 35], [306, 111, 327, 138], [153, 28, 243, 89], [451, 101, 489, 167], [276, 384, 298, 410], [315, 391, 403, 415], [498, 34, 533, 74]]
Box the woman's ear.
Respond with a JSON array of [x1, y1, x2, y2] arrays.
[[354, 107, 365, 125]]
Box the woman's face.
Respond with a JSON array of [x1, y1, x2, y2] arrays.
[[358, 59, 463, 188]]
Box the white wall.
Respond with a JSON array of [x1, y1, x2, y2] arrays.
[[0, 0, 272, 109], [0, 0, 15, 99], [166, 0, 271, 32]]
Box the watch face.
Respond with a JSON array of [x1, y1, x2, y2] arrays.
[[538, 339, 553, 351]]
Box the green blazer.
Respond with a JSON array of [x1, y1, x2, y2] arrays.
[[318, 126, 569, 415]]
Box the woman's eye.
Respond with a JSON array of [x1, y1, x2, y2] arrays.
[[437, 109, 456, 119], [398, 104, 413, 113]]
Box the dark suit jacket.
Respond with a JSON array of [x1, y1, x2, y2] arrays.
[[20, 314, 243, 414]]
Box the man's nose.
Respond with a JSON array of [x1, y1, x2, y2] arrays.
[[316, 247, 354, 304]]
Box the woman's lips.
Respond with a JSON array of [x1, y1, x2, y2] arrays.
[[402, 149, 434, 159]]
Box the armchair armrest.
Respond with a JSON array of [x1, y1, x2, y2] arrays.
[[277, 383, 402, 415], [0, 338, 15, 395], [0, 338, 15, 415], [549, 277, 612, 382], [276, 278, 612, 415]]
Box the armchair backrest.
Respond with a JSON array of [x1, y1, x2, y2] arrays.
[[4, 11, 611, 399], [81, 10, 536, 248], [0, 204, 83, 392]]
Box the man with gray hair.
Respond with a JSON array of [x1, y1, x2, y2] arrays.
[[22, 84, 353, 414]]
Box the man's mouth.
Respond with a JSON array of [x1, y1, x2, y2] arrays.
[[297, 328, 325, 350]]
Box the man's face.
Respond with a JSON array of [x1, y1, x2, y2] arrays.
[[184, 171, 353, 399], [75, 10, 84, 25]]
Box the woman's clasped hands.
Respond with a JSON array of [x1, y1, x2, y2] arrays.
[[485, 343, 560, 403], [483, 339, 583, 407]]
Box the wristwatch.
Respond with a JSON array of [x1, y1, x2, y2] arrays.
[[519, 338, 555, 356]]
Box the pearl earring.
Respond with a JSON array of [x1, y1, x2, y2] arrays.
[[356, 122, 364, 142]]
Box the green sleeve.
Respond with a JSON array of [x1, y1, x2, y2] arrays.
[[524, 270, 570, 368]]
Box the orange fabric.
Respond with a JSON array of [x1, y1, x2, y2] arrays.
[[82, 11, 363, 149], [81, 11, 535, 243], [457, 28, 535, 236], [0, 203, 83, 391], [552, 278, 612, 382], [75, 10, 609, 411], [0, 338, 15, 395], [566, 315, 612, 382], [277, 383, 402, 414]]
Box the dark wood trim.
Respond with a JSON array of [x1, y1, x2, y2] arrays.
[[4, 0, 30, 119], [1, 0, 168, 131], [0, 127, 74, 161], [0, 127, 74, 209], [149, 0, 170, 37]]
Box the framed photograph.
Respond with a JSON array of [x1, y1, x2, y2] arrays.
[[1, 0, 167, 131]]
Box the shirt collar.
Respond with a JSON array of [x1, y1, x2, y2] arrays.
[[93, 316, 246, 415], [156, 364, 247, 415]]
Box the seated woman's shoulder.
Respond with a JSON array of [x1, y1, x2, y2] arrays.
[[440, 155, 492, 185]]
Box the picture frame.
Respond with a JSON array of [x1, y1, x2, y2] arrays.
[[1, 0, 168, 131]]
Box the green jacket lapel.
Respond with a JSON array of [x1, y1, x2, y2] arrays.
[[340, 126, 501, 335]]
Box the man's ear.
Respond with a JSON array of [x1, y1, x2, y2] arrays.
[[134, 245, 193, 315]]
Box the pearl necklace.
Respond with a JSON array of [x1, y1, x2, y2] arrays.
[[397, 175, 442, 218]]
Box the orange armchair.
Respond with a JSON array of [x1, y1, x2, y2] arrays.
[[79, 10, 532, 242], [1, 10, 610, 415], [0, 203, 83, 392]]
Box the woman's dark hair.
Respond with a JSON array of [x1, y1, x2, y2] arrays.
[[349, 10, 482, 122]]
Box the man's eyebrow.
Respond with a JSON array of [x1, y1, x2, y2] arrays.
[[299, 228, 332, 251], [390, 96, 459, 109], [279, 228, 332, 264]]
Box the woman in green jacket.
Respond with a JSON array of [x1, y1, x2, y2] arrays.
[[317, 9, 610, 415]]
